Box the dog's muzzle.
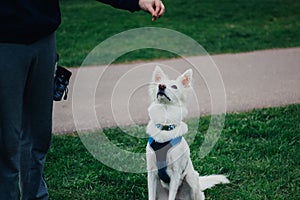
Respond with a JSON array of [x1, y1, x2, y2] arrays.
[[155, 123, 177, 131], [157, 91, 171, 101], [157, 84, 171, 101]]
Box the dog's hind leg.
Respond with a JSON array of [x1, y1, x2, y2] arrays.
[[185, 170, 203, 200], [156, 181, 169, 200]]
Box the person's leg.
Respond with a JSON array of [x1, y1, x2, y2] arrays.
[[20, 33, 56, 200], [0, 44, 34, 199]]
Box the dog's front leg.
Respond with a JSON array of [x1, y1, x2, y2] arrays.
[[147, 145, 158, 200], [168, 172, 181, 200], [148, 171, 158, 200]]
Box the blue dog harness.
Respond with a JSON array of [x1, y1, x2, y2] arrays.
[[148, 135, 182, 183]]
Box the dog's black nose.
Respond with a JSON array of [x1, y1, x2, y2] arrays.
[[158, 84, 166, 91]]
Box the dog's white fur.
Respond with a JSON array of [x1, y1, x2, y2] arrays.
[[146, 66, 229, 200]]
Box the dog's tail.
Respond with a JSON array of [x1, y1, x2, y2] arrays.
[[198, 175, 229, 191]]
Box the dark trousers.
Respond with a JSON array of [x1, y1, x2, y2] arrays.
[[0, 33, 56, 200]]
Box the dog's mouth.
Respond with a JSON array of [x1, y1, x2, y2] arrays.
[[157, 91, 171, 101]]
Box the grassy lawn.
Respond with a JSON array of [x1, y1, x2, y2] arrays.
[[57, 0, 300, 66], [45, 104, 300, 199]]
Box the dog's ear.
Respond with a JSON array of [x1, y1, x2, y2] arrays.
[[177, 69, 193, 88], [153, 66, 167, 82]]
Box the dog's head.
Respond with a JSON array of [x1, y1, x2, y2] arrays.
[[149, 66, 193, 106]]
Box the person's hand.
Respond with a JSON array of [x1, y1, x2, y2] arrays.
[[139, 0, 165, 21]]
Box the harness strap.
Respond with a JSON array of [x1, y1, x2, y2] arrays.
[[148, 136, 182, 183]]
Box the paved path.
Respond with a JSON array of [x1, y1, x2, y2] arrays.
[[53, 47, 300, 134]]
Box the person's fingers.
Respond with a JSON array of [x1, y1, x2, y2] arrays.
[[152, 1, 164, 21], [157, 2, 165, 17], [151, 0, 159, 21], [153, 0, 161, 15], [147, 5, 156, 17], [154, 0, 161, 11], [138, 0, 165, 21], [152, 15, 157, 21]]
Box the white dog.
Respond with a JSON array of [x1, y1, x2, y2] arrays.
[[146, 66, 229, 200]]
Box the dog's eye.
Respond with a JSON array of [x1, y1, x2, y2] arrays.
[[171, 85, 178, 89]]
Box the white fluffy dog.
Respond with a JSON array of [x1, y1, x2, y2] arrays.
[[146, 66, 229, 200]]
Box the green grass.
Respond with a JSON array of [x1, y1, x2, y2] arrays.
[[57, 0, 300, 66], [45, 104, 300, 199]]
